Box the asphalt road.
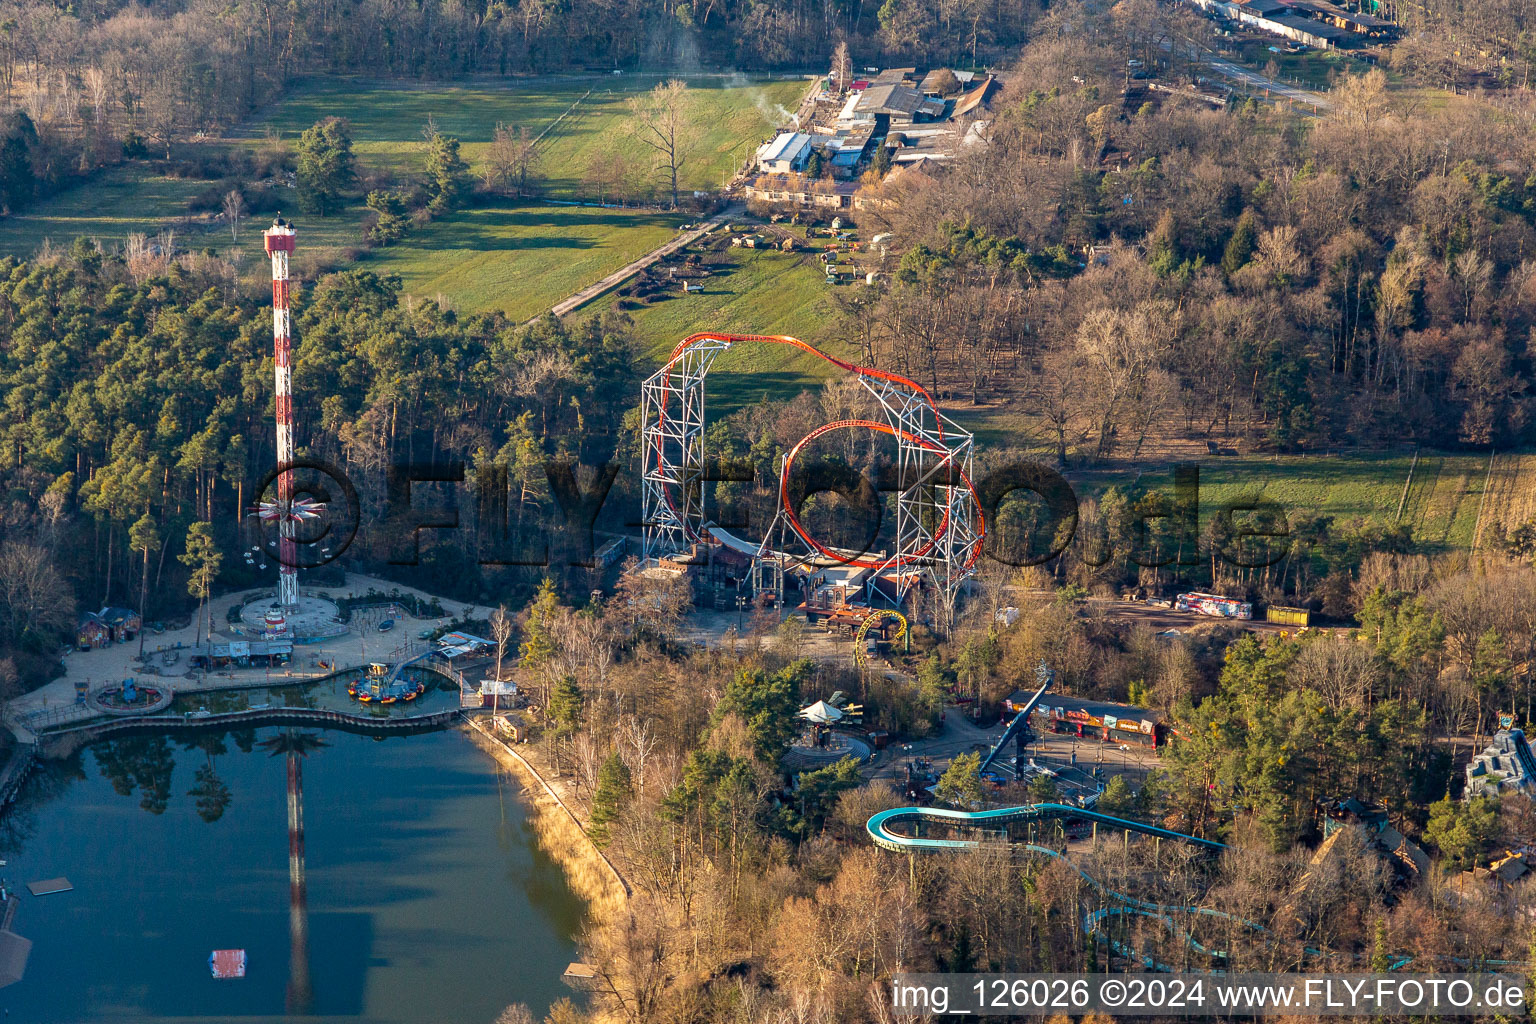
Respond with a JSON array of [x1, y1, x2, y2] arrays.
[[1154, 34, 1333, 113], [1204, 55, 1334, 111]]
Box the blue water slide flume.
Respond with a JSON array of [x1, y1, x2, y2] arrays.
[[865, 803, 1427, 971]]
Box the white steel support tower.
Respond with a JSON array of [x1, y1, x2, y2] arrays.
[[880, 405, 980, 621], [264, 217, 299, 608], [640, 337, 731, 563]]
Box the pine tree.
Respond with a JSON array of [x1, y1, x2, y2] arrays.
[[426, 133, 469, 213], [1028, 772, 1060, 803], [1221, 209, 1258, 276], [1370, 918, 1391, 973], [935, 751, 983, 808], [179, 521, 222, 646], [1146, 209, 1181, 277], [1424, 794, 1499, 871], [129, 512, 160, 653], [548, 676, 584, 731], [519, 576, 561, 672], [589, 751, 632, 846], [0, 110, 37, 215], [296, 117, 355, 216], [1097, 774, 1136, 816]]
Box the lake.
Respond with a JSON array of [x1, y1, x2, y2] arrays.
[[0, 725, 586, 1023]]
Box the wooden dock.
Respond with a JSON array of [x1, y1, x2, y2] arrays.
[[0, 745, 37, 809]]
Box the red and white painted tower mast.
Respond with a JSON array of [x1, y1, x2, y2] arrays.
[[263, 217, 299, 608]]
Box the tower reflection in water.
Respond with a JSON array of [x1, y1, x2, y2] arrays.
[[258, 729, 327, 1014]]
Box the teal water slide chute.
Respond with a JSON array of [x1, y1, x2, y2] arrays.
[[866, 802, 1426, 971], [866, 802, 1226, 853]]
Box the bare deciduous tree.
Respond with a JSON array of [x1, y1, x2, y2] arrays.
[[484, 122, 540, 195], [222, 189, 245, 241], [0, 541, 76, 648], [490, 603, 512, 717], [829, 40, 852, 93], [626, 79, 693, 208]]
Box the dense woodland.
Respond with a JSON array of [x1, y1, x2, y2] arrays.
[[851, 0, 1536, 458], [0, 249, 643, 689], [448, 552, 1536, 1024]]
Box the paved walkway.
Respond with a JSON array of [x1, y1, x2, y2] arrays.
[[536, 204, 742, 323], [7, 572, 498, 743]]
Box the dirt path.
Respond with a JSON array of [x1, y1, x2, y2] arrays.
[[535, 203, 741, 323]]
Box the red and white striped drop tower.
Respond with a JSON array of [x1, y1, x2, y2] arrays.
[[263, 217, 299, 608]]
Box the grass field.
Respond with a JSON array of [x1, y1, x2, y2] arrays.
[[253, 75, 809, 198], [1229, 42, 1373, 90], [587, 243, 853, 412], [0, 163, 375, 263], [358, 203, 679, 320], [1058, 448, 1536, 555], [0, 166, 214, 256], [0, 74, 807, 288]]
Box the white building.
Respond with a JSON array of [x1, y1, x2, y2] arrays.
[[756, 132, 819, 174]]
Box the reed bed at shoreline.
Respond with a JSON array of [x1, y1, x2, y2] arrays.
[[461, 721, 628, 923]]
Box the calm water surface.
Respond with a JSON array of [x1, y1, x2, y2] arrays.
[[0, 726, 586, 1024]]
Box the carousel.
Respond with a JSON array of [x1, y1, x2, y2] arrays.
[[346, 663, 425, 705]]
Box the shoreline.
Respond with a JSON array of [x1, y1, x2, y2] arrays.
[[1, 716, 629, 927], [460, 718, 630, 923]]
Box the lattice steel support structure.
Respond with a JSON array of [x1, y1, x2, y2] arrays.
[[640, 337, 730, 563], [880, 403, 980, 622], [639, 333, 983, 624], [264, 218, 299, 608]]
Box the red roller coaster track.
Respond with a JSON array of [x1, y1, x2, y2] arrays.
[[647, 332, 985, 570]]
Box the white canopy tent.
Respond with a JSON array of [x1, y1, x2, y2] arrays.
[[798, 700, 845, 725]]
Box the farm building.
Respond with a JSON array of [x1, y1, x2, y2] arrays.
[[755, 132, 822, 174], [854, 84, 945, 122], [1189, 0, 1393, 46], [918, 69, 964, 97], [951, 76, 998, 119], [744, 174, 859, 210]]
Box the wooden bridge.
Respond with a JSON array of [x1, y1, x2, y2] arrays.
[[38, 705, 465, 748]]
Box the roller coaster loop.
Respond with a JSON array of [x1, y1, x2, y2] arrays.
[[853, 610, 909, 666], [777, 419, 984, 570], [644, 333, 985, 582]]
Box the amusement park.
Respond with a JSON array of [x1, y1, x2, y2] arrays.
[[6, 150, 1535, 1021], [637, 330, 984, 661]]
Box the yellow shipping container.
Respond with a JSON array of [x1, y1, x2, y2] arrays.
[[1266, 606, 1311, 627]]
